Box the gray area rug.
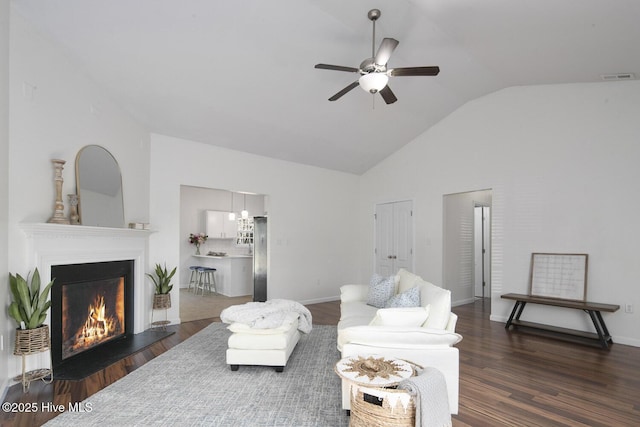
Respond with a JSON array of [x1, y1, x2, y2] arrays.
[[44, 323, 348, 426]]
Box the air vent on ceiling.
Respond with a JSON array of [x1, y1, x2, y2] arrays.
[[600, 73, 636, 81]]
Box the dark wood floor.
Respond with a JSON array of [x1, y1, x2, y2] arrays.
[[2, 299, 639, 426]]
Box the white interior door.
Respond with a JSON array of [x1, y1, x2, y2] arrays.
[[375, 200, 413, 276], [375, 203, 394, 277], [393, 201, 413, 271]]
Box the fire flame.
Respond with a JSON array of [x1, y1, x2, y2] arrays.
[[72, 294, 117, 350]]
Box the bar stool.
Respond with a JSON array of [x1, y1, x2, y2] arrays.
[[188, 266, 201, 292], [196, 267, 217, 295]]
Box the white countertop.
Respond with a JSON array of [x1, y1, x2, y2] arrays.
[[193, 254, 253, 259]]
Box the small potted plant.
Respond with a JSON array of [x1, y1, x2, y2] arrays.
[[189, 233, 208, 255], [147, 263, 176, 309], [9, 268, 54, 354]]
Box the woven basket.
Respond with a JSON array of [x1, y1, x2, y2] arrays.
[[153, 293, 171, 309], [14, 325, 50, 356], [349, 384, 415, 427]]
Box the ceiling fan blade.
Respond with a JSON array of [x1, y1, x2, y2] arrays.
[[389, 66, 440, 77], [328, 81, 360, 101], [374, 38, 399, 66], [379, 85, 397, 104], [315, 64, 359, 73]]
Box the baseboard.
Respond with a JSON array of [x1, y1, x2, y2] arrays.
[[490, 314, 508, 323], [612, 336, 640, 348], [298, 295, 340, 305], [452, 298, 476, 307], [1, 378, 9, 404], [489, 314, 640, 348]]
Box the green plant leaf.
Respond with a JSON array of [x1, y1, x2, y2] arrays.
[[30, 268, 41, 301], [29, 306, 43, 329], [167, 266, 177, 281], [37, 312, 47, 326], [37, 279, 54, 312], [8, 302, 22, 325], [9, 273, 20, 305], [16, 274, 33, 319], [19, 305, 28, 324]]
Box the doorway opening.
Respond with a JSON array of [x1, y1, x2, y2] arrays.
[[443, 189, 492, 309], [179, 185, 266, 322]]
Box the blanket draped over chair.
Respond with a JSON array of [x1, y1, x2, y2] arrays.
[[220, 299, 313, 333]]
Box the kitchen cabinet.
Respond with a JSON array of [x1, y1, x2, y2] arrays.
[[205, 210, 237, 239]]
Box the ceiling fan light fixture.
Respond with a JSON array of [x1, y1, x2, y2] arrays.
[[359, 72, 388, 93]]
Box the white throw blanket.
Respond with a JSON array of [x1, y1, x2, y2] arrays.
[[398, 367, 451, 427], [220, 299, 313, 333]]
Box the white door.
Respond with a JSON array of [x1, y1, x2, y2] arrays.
[[375, 200, 413, 276]]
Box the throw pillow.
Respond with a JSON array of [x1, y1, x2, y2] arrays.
[[369, 306, 430, 327], [416, 279, 452, 329], [384, 286, 421, 308], [366, 273, 396, 308], [396, 269, 423, 294]]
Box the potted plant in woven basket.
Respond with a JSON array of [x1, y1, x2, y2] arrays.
[[9, 268, 55, 392], [9, 268, 54, 353], [147, 263, 176, 309]]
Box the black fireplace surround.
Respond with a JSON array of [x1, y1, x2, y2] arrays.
[[50, 260, 134, 377]]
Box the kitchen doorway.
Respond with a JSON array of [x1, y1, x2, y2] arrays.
[[179, 185, 266, 322]]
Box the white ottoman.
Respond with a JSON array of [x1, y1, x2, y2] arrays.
[[226, 312, 301, 372]]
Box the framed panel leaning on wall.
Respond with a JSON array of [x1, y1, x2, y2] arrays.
[[529, 253, 588, 301]]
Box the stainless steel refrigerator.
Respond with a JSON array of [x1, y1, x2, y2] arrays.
[[253, 216, 267, 302]]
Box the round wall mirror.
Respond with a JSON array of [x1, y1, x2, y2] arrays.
[[75, 145, 125, 227]]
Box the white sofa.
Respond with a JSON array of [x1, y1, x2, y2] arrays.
[[337, 269, 462, 414]]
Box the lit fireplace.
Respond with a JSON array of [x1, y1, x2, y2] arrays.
[[51, 260, 134, 375], [61, 277, 126, 360]]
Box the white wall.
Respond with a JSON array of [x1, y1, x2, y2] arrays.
[[8, 10, 150, 244], [1, 0, 11, 397], [359, 81, 640, 346], [4, 7, 151, 380], [149, 134, 361, 324]]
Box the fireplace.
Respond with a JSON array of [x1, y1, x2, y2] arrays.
[[17, 223, 172, 381], [51, 260, 134, 374]]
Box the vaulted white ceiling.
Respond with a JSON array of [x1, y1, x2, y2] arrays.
[[12, 0, 640, 174]]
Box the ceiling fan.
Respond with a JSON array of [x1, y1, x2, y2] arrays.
[[315, 9, 440, 105]]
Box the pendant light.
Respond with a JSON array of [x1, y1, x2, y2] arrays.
[[228, 191, 236, 221], [241, 194, 249, 219]]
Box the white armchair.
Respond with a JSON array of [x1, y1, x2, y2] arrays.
[[337, 269, 462, 414]]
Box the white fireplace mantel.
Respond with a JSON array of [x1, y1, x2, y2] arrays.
[[19, 222, 154, 335], [20, 222, 154, 239]]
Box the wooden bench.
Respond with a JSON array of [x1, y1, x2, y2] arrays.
[[501, 293, 619, 349]]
